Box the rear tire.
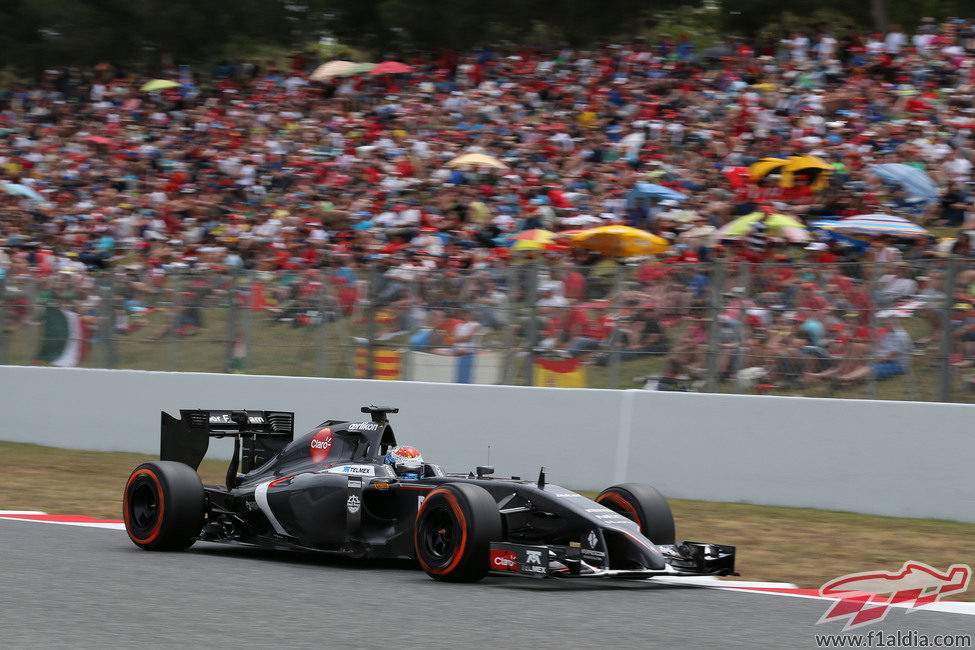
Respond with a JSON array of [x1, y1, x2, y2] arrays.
[[595, 483, 676, 545], [123, 461, 206, 551], [414, 483, 501, 582]]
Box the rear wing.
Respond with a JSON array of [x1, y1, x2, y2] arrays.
[[161, 409, 295, 485]]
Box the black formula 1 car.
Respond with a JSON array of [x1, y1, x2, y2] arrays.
[[123, 405, 735, 582]]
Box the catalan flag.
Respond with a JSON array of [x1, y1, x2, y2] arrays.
[[355, 348, 402, 380]]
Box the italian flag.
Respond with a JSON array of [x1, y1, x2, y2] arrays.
[[36, 307, 88, 367]]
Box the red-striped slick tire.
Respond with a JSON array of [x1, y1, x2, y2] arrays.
[[595, 483, 676, 545], [123, 461, 205, 551], [414, 483, 502, 582]]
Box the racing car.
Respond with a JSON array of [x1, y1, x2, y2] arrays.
[[123, 405, 735, 582]]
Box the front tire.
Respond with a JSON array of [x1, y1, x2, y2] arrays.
[[595, 483, 676, 545], [123, 461, 206, 551], [414, 483, 502, 582]]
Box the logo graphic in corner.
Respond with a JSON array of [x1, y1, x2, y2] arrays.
[[490, 550, 519, 571], [309, 427, 333, 463], [817, 561, 971, 631], [346, 494, 361, 514]]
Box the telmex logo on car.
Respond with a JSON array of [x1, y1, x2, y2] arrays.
[[326, 465, 375, 476]]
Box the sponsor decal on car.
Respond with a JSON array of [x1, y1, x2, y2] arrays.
[[525, 550, 542, 564], [309, 427, 333, 463], [209, 414, 231, 424], [347, 422, 379, 431], [248, 416, 265, 424], [587, 531, 599, 549], [490, 550, 519, 572], [326, 464, 375, 476], [346, 494, 361, 514]]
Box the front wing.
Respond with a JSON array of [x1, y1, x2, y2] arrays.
[[489, 541, 736, 579]]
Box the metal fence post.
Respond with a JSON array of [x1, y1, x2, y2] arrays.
[[365, 266, 377, 379], [317, 269, 330, 377], [223, 267, 239, 374], [0, 276, 7, 365], [704, 259, 726, 393], [938, 255, 959, 402], [500, 264, 518, 385], [867, 262, 879, 400], [524, 262, 538, 386], [608, 264, 624, 390], [101, 272, 117, 369], [168, 273, 182, 372]]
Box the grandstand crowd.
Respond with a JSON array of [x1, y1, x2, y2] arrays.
[[2, 17, 975, 389]]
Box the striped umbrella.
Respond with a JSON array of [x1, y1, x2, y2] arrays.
[[828, 214, 928, 239]]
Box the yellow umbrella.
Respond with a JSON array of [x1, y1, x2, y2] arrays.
[[781, 155, 833, 190], [140, 79, 180, 92], [564, 225, 669, 257], [510, 229, 556, 251], [749, 157, 788, 182], [445, 153, 508, 169], [309, 60, 359, 81]]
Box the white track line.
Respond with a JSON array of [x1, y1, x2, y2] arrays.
[[2, 515, 974, 615]]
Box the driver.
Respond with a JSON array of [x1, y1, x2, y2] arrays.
[[385, 446, 424, 480]]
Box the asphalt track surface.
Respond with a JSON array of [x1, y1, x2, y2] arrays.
[[2, 518, 973, 650]]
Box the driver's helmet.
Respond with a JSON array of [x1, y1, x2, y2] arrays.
[[385, 445, 423, 479]]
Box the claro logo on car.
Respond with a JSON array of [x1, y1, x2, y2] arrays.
[[309, 427, 333, 463], [490, 550, 519, 571]]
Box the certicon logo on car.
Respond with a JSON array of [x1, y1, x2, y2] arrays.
[[346, 495, 361, 514], [309, 427, 333, 463]]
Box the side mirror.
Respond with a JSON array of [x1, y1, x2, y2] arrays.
[[476, 466, 495, 478]]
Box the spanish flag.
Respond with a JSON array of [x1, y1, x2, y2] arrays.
[[355, 348, 402, 380], [533, 357, 586, 388]]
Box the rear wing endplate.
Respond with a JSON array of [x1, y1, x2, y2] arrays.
[[161, 409, 295, 477]]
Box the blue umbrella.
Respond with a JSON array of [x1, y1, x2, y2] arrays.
[[869, 164, 936, 203], [632, 183, 687, 202], [0, 182, 44, 203]]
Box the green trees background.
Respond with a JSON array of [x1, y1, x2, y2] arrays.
[[0, 0, 971, 74]]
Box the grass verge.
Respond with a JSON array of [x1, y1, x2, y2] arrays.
[[2, 440, 973, 600]]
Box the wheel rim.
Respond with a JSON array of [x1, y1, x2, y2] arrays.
[[129, 479, 159, 534], [420, 506, 456, 564]]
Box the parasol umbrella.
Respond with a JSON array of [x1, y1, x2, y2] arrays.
[[809, 219, 870, 250], [781, 155, 833, 190], [334, 62, 376, 77], [309, 60, 359, 81], [749, 158, 789, 182], [563, 225, 669, 257], [140, 79, 180, 92], [561, 215, 603, 227], [632, 183, 687, 202], [1, 182, 45, 202], [715, 212, 806, 238], [370, 61, 413, 75], [827, 214, 928, 239], [869, 164, 937, 203], [509, 229, 556, 251], [445, 153, 508, 169]]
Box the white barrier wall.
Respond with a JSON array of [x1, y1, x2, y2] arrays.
[[2, 366, 973, 522]]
